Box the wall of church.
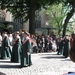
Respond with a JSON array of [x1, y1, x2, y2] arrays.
[[0, 9, 49, 34]]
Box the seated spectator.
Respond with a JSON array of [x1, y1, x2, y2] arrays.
[[38, 41, 43, 52]]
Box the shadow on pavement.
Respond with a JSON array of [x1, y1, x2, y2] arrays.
[[0, 64, 20, 68], [38, 53, 57, 56], [0, 72, 6, 75], [38, 52, 71, 60], [40, 54, 71, 61], [41, 56, 65, 59], [0, 60, 21, 68]]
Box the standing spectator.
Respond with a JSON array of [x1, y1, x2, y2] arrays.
[[52, 40, 57, 52], [30, 34, 37, 53], [44, 35, 48, 52], [41, 35, 45, 52], [46, 35, 51, 52], [0, 32, 2, 54], [70, 33, 75, 48], [38, 40, 43, 52]]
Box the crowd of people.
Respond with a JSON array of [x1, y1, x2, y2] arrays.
[[35, 34, 71, 58], [0, 30, 33, 67], [0, 30, 75, 68], [0, 29, 75, 75]]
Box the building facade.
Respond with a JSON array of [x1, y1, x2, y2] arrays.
[[0, 10, 49, 34]]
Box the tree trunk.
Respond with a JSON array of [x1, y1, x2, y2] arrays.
[[29, 0, 35, 34], [62, 10, 74, 37], [58, 29, 61, 35], [62, 0, 75, 37]]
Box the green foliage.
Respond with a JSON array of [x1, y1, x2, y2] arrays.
[[0, 24, 6, 31], [0, 0, 29, 21], [0, 0, 64, 34], [63, 0, 73, 5], [0, 0, 62, 21], [45, 4, 65, 35]]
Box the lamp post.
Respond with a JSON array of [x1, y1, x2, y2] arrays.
[[46, 22, 49, 35], [46, 22, 49, 26]]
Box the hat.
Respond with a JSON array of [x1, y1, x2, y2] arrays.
[[25, 31, 30, 36], [16, 31, 19, 34]]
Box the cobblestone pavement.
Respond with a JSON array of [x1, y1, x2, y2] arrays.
[[0, 52, 75, 75]]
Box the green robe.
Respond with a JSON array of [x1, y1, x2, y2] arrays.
[[11, 39, 22, 63], [5, 38, 11, 58], [1, 37, 11, 59], [63, 39, 70, 58], [27, 40, 32, 66], [21, 39, 32, 67], [57, 40, 63, 55]]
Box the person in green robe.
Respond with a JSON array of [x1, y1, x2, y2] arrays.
[[4, 34, 11, 58], [11, 31, 22, 63], [63, 35, 70, 58], [1, 33, 11, 59], [57, 37, 63, 55], [20, 31, 32, 67]]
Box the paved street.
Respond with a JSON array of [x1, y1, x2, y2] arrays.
[[0, 52, 75, 75]]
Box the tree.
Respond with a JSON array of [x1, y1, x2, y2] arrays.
[[45, 0, 75, 37], [62, 0, 75, 37], [0, 0, 62, 34], [45, 4, 65, 35]]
